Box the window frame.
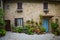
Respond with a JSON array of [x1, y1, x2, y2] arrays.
[[43, 2, 48, 9], [17, 2, 22, 9], [15, 18, 24, 27]]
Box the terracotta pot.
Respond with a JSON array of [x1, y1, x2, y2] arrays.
[[34, 28, 40, 34]]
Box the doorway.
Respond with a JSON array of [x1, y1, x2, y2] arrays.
[[5, 20, 11, 31], [42, 18, 49, 33]]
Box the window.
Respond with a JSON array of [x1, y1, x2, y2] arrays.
[[43, 2, 49, 14], [17, 2, 22, 9], [17, 2, 22, 12], [43, 2, 48, 9], [15, 18, 23, 27]]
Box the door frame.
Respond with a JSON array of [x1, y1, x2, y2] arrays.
[[42, 15, 54, 33]]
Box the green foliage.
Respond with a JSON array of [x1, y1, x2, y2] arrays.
[[57, 28, 60, 33], [53, 29, 60, 36], [26, 19, 35, 27], [0, 8, 6, 36], [53, 32, 58, 36], [29, 27, 34, 32], [40, 27, 46, 32], [24, 25, 34, 35], [35, 22, 39, 27], [51, 22, 58, 29], [26, 27, 34, 35], [11, 25, 16, 32], [56, 28, 60, 35], [24, 25, 30, 29], [0, 8, 5, 28], [51, 21, 60, 36], [39, 15, 43, 26], [26, 30, 33, 35], [0, 18, 5, 26], [25, 15, 46, 34], [39, 15, 43, 19], [16, 27, 23, 33], [0, 29, 6, 37], [0, 8, 4, 18], [31, 19, 34, 24], [26, 20, 31, 24]]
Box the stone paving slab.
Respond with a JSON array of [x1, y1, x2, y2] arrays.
[[52, 36, 60, 40], [0, 32, 55, 40]]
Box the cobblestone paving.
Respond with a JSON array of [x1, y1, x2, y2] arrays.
[[0, 32, 55, 40], [52, 36, 60, 40]]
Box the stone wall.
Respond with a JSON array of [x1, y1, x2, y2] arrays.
[[4, 2, 60, 27]]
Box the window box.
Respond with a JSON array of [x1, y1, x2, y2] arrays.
[[17, 9, 23, 12], [17, 2, 23, 12], [44, 9, 49, 13]]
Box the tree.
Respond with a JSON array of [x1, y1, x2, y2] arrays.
[[0, 8, 5, 29]]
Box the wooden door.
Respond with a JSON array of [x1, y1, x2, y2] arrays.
[[5, 20, 11, 31], [42, 18, 49, 33]]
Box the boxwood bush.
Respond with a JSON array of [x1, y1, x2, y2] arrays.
[[0, 29, 6, 37]]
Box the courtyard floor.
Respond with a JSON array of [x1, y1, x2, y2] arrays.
[[0, 32, 60, 40]]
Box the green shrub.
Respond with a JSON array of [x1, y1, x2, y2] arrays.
[[56, 28, 60, 35], [51, 22, 59, 36], [51, 22, 58, 29], [26, 20, 31, 24], [26, 28, 34, 35], [53, 28, 60, 36], [24, 25, 30, 29], [24, 25, 34, 35], [0, 29, 6, 37], [0, 8, 5, 27], [29, 27, 34, 32], [16, 27, 23, 33], [11, 24, 16, 32], [40, 27, 46, 32], [53, 32, 58, 36], [26, 30, 33, 35]]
